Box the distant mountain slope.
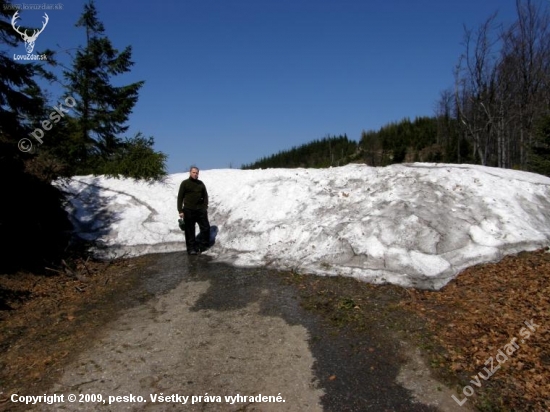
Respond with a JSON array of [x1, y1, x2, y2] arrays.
[[242, 134, 360, 169]]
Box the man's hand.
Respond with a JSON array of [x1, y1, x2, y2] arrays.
[[179, 212, 184, 218]]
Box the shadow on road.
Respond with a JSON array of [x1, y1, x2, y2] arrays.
[[139, 252, 440, 411]]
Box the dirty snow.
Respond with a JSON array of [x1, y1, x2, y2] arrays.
[[56, 163, 550, 290]]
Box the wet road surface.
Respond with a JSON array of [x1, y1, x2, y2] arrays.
[[33, 252, 468, 411]]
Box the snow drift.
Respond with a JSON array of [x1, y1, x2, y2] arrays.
[[57, 163, 550, 290]]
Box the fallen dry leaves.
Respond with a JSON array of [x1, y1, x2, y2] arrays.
[[402, 248, 550, 411]]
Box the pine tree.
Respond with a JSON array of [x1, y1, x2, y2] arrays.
[[64, 0, 144, 169]]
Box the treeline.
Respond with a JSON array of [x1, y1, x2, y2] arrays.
[[241, 117, 456, 169], [244, 0, 550, 175], [242, 135, 359, 169], [241, 117, 459, 170], [375, 0, 550, 173], [0, 0, 166, 271], [360, 116, 447, 166]]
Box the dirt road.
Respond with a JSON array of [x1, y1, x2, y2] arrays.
[[20, 252, 470, 411]]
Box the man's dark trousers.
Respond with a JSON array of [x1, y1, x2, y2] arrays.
[[183, 208, 210, 253]]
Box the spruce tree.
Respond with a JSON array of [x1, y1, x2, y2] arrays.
[[64, 0, 144, 169]]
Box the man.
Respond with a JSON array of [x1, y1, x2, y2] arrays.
[[177, 166, 211, 255]]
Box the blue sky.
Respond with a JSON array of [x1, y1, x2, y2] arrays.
[[9, 0, 523, 173]]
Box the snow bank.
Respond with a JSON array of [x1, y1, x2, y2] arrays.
[[57, 163, 550, 290]]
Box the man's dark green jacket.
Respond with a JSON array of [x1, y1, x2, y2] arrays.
[[177, 178, 209, 212]]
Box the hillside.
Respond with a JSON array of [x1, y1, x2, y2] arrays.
[[241, 134, 360, 169]]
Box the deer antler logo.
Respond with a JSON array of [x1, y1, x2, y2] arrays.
[[11, 11, 49, 54]]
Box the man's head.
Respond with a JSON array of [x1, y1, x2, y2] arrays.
[[189, 166, 199, 180]]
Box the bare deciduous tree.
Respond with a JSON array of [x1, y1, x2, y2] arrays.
[[449, 0, 550, 171]]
